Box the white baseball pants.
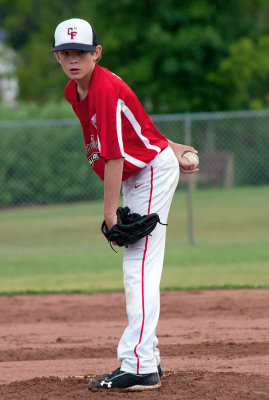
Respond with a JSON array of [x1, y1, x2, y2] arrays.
[[117, 146, 180, 374]]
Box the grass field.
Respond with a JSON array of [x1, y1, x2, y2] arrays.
[[0, 186, 268, 294]]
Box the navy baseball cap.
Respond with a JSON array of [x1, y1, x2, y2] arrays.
[[52, 18, 98, 52]]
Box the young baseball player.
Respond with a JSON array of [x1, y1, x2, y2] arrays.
[[52, 18, 199, 391]]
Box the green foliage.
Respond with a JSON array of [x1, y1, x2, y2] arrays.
[[0, 100, 74, 120], [0, 121, 103, 206], [0, 0, 93, 102], [209, 35, 269, 110], [1, 0, 269, 112]]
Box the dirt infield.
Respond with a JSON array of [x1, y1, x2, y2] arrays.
[[0, 289, 269, 399]]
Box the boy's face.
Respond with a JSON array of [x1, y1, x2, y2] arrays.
[[54, 46, 102, 81]]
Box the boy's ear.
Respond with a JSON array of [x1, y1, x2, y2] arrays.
[[94, 45, 102, 61], [54, 52, 61, 63]]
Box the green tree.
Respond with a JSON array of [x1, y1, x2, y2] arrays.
[[208, 35, 269, 110], [1, 0, 269, 112], [0, 0, 93, 102], [92, 0, 269, 112]]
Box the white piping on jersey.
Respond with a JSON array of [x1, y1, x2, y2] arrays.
[[91, 114, 97, 129], [115, 99, 160, 168], [116, 100, 125, 156], [119, 99, 161, 154], [91, 107, 145, 168], [116, 101, 146, 167], [125, 154, 147, 168]]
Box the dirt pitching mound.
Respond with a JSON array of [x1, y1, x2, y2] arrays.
[[0, 289, 269, 399]]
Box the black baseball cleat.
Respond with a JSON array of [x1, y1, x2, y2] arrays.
[[94, 366, 121, 381], [95, 362, 163, 381], [88, 368, 161, 391]]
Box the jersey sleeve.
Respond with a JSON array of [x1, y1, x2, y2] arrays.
[[95, 83, 124, 160]]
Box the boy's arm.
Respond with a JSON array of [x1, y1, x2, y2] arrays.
[[168, 140, 199, 174], [104, 158, 124, 231]]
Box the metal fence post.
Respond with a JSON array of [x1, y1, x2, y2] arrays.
[[184, 113, 195, 246]]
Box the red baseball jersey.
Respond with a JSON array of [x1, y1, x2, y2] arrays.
[[65, 64, 168, 181]]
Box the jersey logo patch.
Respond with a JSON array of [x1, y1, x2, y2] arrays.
[[85, 135, 99, 154], [88, 152, 100, 166], [86, 135, 100, 167]]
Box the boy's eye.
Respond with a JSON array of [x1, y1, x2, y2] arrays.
[[61, 50, 85, 56]]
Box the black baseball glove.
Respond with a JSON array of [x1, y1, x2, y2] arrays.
[[101, 207, 162, 248]]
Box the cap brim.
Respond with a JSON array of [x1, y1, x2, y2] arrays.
[[51, 43, 97, 52]]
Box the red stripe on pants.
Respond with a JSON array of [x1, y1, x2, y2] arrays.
[[134, 166, 154, 374]]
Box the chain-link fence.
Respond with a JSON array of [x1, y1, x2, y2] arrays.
[[1, 109, 269, 208]]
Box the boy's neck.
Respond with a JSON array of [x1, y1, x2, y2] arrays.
[[75, 69, 94, 101]]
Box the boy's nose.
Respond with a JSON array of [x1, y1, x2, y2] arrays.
[[70, 53, 79, 61]]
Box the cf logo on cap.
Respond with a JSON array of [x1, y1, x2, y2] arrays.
[[68, 27, 77, 40]]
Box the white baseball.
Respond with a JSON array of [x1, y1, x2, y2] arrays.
[[182, 151, 199, 169]]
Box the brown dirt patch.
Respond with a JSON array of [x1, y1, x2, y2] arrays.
[[0, 289, 269, 399]]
